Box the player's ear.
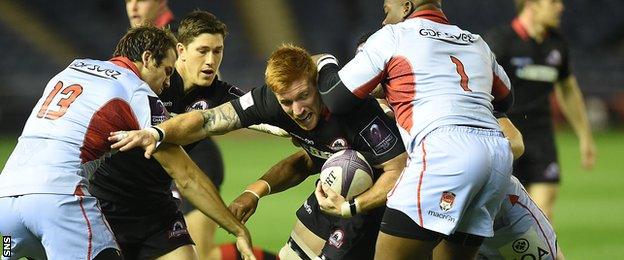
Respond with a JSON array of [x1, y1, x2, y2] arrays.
[[403, 1, 414, 19], [141, 51, 154, 68], [176, 43, 186, 61]]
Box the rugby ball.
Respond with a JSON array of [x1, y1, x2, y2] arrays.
[[319, 149, 374, 200]]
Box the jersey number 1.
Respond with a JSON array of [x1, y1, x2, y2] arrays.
[[450, 56, 472, 92], [36, 81, 83, 120]]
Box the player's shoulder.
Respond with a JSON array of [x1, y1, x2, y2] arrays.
[[213, 78, 246, 98], [64, 59, 148, 98]]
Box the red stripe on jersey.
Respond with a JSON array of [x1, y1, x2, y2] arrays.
[[385, 56, 416, 132], [78, 197, 93, 260], [79, 98, 140, 163], [155, 8, 174, 28], [109, 56, 141, 77], [492, 73, 511, 101], [417, 140, 427, 227], [352, 72, 385, 99]]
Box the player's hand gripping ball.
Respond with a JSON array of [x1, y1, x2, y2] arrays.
[[319, 149, 374, 200]]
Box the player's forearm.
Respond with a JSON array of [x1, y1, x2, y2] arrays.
[[354, 153, 407, 213], [247, 124, 290, 137], [153, 144, 247, 237], [555, 76, 594, 141], [158, 110, 209, 145], [498, 117, 524, 159], [253, 150, 316, 196]]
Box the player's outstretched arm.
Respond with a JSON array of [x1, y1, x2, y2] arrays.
[[110, 102, 243, 158], [316, 152, 407, 217], [228, 150, 317, 223], [555, 75, 596, 170], [153, 144, 256, 260]]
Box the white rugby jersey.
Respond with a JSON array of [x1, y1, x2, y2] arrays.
[[0, 57, 163, 196], [337, 10, 511, 151]]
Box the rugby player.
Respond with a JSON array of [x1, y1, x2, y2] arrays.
[[315, 0, 514, 258], [484, 0, 596, 219], [0, 26, 252, 260]]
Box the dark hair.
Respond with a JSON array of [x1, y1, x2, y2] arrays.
[[177, 10, 228, 46], [113, 25, 177, 66]]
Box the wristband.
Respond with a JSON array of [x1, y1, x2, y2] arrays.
[[349, 199, 358, 216], [340, 198, 359, 218], [259, 179, 272, 195], [151, 126, 165, 142], [243, 190, 260, 200]]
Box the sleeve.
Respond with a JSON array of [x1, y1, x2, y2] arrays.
[[490, 51, 514, 113], [127, 84, 157, 129], [229, 85, 283, 128], [318, 26, 396, 114], [221, 80, 247, 101], [351, 98, 406, 167]]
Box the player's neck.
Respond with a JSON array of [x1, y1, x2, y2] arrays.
[[518, 12, 547, 43], [175, 60, 197, 94]]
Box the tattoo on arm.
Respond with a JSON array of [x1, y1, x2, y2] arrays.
[[201, 103, 242, 135]]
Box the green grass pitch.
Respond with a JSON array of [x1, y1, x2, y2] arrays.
[[1, 129, 622, 258]]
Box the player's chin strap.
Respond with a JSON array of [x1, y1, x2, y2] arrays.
[[340, 198, 360, 218]]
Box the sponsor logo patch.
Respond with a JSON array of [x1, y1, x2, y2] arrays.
[[359, 117, 398, 155], [187, 100, 209, 111], [328, 229, 345, 248], [168, 220, 189, 238], [328, 138, 349, 151], [427, 210, 456, 223], [439, 191, 456, 211], [148, 96, 169, 125]]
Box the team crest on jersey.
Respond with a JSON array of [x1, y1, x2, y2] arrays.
[[439, 191, 456, 211], [187, 100, 209, 111], [328, 138, 349, 151], [328, 229, 345, 248], [545, 49, 562, 66], [168, 220, 189, 238], [148, 96, 168, 125], [359, 117, 397, 155]]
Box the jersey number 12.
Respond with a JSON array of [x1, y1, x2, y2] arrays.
[[36, 81, 83, 120]]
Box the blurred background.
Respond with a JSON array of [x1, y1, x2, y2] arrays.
[[0, 0, 622, 259], [0, 0, 623, 131]]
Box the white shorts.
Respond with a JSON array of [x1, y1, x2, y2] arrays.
[[478, 176, 557, 260], [0, 187, 118, 260], [387, 125, 513, 237]]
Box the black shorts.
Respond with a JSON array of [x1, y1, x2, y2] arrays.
[[178, 137, 225, 214], [513, 135, 560, 184], [295, 193, 385, 260], [99, 199, 195, 259]]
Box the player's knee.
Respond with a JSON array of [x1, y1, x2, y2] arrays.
[[94, 248, 123, 260], [445, 231, 484, 247]]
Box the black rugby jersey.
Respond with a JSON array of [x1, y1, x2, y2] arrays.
[[89, 71, 244, 212], [484, 19, 572, 134], [230, 85, 405, 173]]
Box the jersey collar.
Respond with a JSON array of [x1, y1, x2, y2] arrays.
[[109, 56, 140, 78], [407, 10, 449, 24], [511, 18, 530, 41], [155, 8, 174, 28]]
